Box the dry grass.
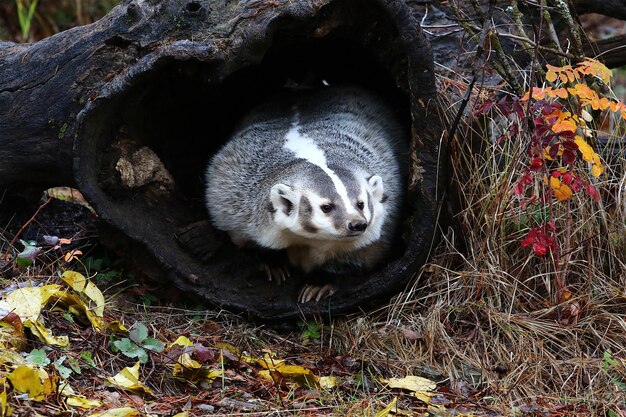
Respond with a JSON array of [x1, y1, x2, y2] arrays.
[[330, 90, 626, 414]]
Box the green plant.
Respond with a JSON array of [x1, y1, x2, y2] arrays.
[[111, 322, 164, 363], [16, 0, 39, 41], [298, 321, 321, 342]]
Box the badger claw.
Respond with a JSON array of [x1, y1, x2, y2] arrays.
[[298, 284, 336, 303], [261, 263, 290, 285]]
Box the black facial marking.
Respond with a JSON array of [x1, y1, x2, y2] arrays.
[[381, 194, 389, 203]]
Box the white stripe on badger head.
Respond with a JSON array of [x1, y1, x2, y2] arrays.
[[284, 122, 356, 214]]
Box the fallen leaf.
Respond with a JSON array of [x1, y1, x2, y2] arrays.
[[67, 396, 103, 408], [62, 271, 87, 292], [106, 362, 155, 397], [259, 365, 318, 388], [86, 407, 141, 417], [4, 285, 61, 321], [374, 397, 397, 417], [107, 320, 128, 333], [7, 365, 56, 401], [381, 375, 437, 392], [319, 376, 337, 389], [61, 271, 105, 317], [0, 387, 14, 417], [168, 335, 194, 349], [171, 353, 222, 384], [25, 319, 69, 346]]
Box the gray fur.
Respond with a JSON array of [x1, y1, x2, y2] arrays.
[[205, 86, 407, 274]]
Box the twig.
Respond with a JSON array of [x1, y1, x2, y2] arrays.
[[3, 197, 52, 261]]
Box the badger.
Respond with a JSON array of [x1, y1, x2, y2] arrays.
[[205, 86, 407, 302]]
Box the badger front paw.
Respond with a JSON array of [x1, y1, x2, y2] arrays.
[[298, 283, 336, 303], [260, 263, 290, 285]]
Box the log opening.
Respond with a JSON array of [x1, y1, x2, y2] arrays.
[[74, 0, 441, 320]]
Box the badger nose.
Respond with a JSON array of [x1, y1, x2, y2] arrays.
[[348, 221, 367, 232]]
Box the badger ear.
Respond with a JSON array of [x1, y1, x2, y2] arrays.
[[270, 184, 300, 227], [368, 175, 384, 202]]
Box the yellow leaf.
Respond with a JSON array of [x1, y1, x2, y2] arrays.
[[62, 271, 87, 292], [66, 396, 103, 408], [106, 321, 128, 333], [319, 376, 337, 389], [177, 353, 202, 369], [381, 375, 437, 392], [55, 292, 104, 331], [591, 163, 605, 177], [86, 407, 142, 417], [83, 281, 105, 317], [7, 366, 46, 400], [574, 136, 596, 162], [257, 352, 285, 369], [61, 271, 105, 317], [106, 362, 155, 397], [374, 397, 397, 417], [215, 342, 240, 356], [25, 319, 69, 346], [172, 413, 189, 417], [168, 336, 194, 349], [0, 388, 14, 417], [259, 365, 318, 387], [171, 353, 222, 384], [414, 390, 437, 404], [4, 285, 61, 321]]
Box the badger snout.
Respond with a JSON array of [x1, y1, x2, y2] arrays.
[[347, 220, 367, 233]]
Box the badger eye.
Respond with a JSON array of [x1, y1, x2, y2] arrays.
[[320, 204, 334, 213], [356, 201, 365, 210]]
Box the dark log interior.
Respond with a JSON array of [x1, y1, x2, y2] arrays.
[[65, 0, 441, 320]]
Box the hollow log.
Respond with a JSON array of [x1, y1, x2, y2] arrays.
[[0, 0, 444, 320]]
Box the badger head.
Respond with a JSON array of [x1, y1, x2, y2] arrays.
[[269, 166, 386, 246]]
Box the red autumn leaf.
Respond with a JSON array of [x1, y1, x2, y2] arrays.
[[571, 177, 583, 192], [561, 172, 573, 185], [522, 226, 556, 256], [529, 157, 543, 171], [562, 149, 576, 165], [549, 143, 561, 159], [586, 185, 601, 202], [533, 241, 549, 256], [561, 140, 578, 150]]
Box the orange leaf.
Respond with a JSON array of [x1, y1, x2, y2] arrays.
[[546, 70, 558, 83], [550, 177, 573, 201], [555, 88, 568, 99], [577, 58, 612, 84]]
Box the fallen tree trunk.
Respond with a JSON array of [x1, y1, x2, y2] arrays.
[[0, 0, 444, 320]]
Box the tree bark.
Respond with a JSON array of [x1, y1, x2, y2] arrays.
[[0, 0, 444, 320], [573, 0, 626, 21]]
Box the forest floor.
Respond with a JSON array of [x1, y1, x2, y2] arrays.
[[0, 196, 600, 417], [2, 2, 626, 416]]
